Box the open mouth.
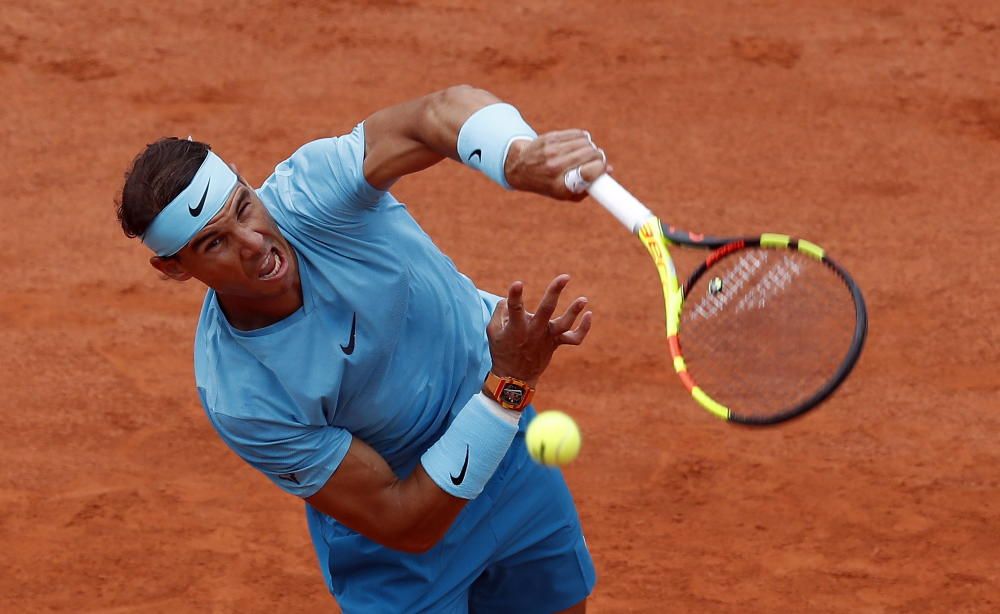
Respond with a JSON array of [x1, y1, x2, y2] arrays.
[[258, 246, 287, 281]]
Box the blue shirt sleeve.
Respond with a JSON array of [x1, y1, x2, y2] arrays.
[[259, 122, 387, 230], [207, 410, 353, 498]]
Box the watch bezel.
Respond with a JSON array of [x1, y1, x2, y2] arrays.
[[484, 372, 535, 411], [499, 383, 526, 407]]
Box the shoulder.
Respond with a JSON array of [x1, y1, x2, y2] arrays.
[[258, 123, 386, 217]]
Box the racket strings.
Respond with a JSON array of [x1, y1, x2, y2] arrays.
[[679, 248, 856, 418]]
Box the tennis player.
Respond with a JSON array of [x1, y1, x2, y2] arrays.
[[116, 85, 607, 613]]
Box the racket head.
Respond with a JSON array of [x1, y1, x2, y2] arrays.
[[667, 234, 867, 426]]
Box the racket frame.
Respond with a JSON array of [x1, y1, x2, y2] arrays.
[[587, 175, 868, 426]]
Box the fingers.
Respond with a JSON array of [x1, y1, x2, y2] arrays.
[[496, 275, 593, 347], [541, 129, 593, 144], [487, 297, 507, 337], [504, 281, 526, 331], [550, 295, 589, 334], [558, 310, 592, 346], [535, 130, 605, 167], [532, 274, 571, 323], [537, 130, 608, 199], [487, 275, 592, 385], [509, 129, 609, 200], [546, 138, 605, 172]]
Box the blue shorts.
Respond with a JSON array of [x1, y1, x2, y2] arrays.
[[305, 417, 596, 613]]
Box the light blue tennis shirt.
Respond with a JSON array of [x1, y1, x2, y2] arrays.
[[194, 123, 498, 497]]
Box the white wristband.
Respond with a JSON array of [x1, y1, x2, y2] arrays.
[[420, 392, 521, 499], [456, 103, 538, 189], [481, 392, 522, 426]]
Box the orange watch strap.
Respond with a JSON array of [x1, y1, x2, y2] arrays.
[[483, 372, 535, 411]]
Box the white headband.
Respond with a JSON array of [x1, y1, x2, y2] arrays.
[[141, 151, 238, 256]]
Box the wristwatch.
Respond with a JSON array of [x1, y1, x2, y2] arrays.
[[482, 372, 535, 411]]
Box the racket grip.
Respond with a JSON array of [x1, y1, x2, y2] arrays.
[[587, 175, 655, 234]]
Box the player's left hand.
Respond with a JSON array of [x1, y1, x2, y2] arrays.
[[503, 130, 610, 201], [486, 274, 593, 388]]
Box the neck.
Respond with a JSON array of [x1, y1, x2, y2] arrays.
[[217, 278, 303, 332]]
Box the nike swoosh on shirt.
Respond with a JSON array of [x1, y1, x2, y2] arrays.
[[340, 313, 357, 355], [450, 445, 470, 486], [189, 180, 210, 217]]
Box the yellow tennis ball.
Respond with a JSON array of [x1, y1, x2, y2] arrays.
[[526, 410, 581, 466]]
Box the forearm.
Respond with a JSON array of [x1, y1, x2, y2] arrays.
[[305, 437, 467, 553], [378, 391, 524, 551], [363, 84, 608, 199], [383, 466, 469, 552], [362, 85, 502, 188], [412, 85, 503, 160], [306, 391, 519, 553]]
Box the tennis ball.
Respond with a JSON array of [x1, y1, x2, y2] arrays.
[[526, 410, 581, 466]]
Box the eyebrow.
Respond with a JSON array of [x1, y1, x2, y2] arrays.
[[190, 185, 249, 251]]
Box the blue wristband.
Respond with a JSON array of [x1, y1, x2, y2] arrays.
[[456, 103, 537, 189], [420, 393, 520, 499]]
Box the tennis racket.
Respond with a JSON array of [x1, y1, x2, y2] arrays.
[[587, 175, 867, 426]]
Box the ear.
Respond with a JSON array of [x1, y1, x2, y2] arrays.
[[150, 256, 193, 281]]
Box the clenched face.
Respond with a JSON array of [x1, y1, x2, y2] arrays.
[[159, 181, 301, 319]]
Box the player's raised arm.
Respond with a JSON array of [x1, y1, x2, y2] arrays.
[[362, 84, 609, 199], [306, 274, 591, 553]]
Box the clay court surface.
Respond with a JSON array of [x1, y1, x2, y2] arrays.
[[2, 1, 998, 612]]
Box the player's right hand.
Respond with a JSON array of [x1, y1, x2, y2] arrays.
[[503, 130, 610, 201], [486, 274, 592, 387]]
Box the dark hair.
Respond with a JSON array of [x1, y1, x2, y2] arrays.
[[116, 137, 212, 239]]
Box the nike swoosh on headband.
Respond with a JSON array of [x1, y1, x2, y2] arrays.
[[189, 180, 210, 217]]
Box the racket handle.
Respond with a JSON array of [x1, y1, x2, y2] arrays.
[[587, 175, 655, 234]]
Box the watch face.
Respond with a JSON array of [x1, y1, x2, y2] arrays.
[[499, 384, 525, 407]]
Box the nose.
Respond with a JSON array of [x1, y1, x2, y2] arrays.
[[234, 225, 267, 258]]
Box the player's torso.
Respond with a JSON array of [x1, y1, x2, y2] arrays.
[[196, 196, 491, 473]]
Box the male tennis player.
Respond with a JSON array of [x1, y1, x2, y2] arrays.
[[116, 85, 607, 613]]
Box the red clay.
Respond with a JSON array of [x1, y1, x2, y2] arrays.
[[2, 2, 998, 612]]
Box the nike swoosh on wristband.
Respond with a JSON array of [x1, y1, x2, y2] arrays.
[[450, 445, 470, 485], [189, 180, 210, 217], [340, 313, 357, 355], [468, 149, 482, 164]]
